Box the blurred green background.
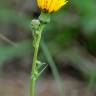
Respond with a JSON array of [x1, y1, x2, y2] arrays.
[[0, 0, 96, 96]]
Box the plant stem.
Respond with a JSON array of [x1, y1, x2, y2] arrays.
[[30, 35, 41, 96], [30, 23, 45, 96], [30, 48, 38, 96], [30, 78, 35, 96], [30, 12, 50, 96]]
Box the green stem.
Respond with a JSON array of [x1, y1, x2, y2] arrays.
[[30, 12, 50, 96], [30, 47, 38, 96], [30, 23, 45, 96], [30, 78, 35, 96]]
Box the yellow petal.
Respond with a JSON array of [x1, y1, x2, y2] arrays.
[[54, 0, 68, 12], [46, 0, 52, 11], [49, 0, 57, 13], [37, 0, 68, 13], [41, 0, 45, 9], [44, 0, 47, 9], [37, 0, 41, 8]]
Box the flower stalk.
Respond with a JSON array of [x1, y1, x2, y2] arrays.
[[30, 0, 68, 96], [30, 12, 50, 96]]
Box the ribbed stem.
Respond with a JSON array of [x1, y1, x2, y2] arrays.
[[30, 47, 38, 96], [30, 12, 50, 96], [30, 23, 45, 96]]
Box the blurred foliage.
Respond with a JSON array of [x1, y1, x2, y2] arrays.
[[0, 40, 31, 65], [0, 0, 96, 94]]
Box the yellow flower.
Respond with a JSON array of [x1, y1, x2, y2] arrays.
[[37, 0, 68, 13]]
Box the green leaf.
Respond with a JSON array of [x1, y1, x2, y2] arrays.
[[36, 60, 48, 77]]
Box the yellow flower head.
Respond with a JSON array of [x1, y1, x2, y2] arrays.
[[37, 0, 68, 13]]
